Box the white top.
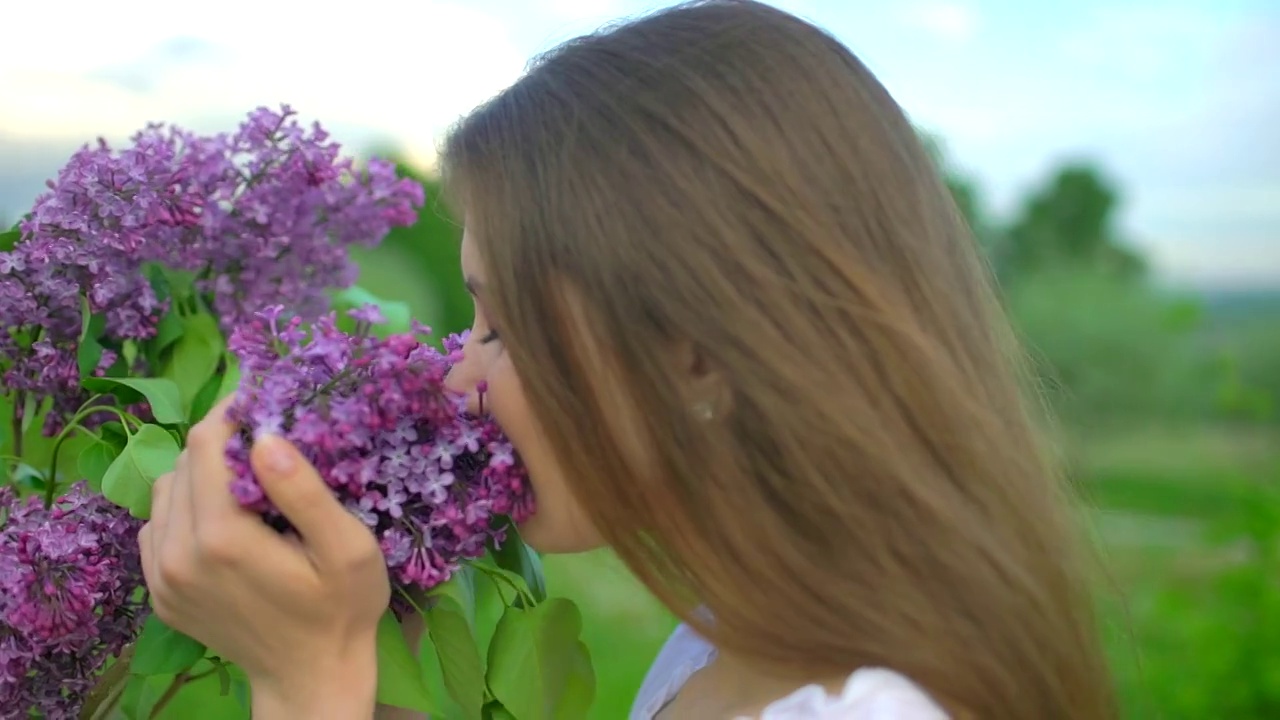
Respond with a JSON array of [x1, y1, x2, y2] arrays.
[[629, 623, 950, 719]]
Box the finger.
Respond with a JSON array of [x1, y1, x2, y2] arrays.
[[205, 392, 238, 421], [168, 447, 197, 537], [282, 529, 306, 551], [137, 521, 154, 586], [184, 394, 245, 520], [138, 520, 171, 613], [249, 433, 365, 566], [152, 451, 205, 592], [149, 470, 174, 541]]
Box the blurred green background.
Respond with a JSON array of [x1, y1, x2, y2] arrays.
[[12, 145, 1273, 718]]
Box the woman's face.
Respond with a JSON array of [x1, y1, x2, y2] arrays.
[[444, 228, 604, 554]]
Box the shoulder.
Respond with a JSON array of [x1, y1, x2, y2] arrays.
[[632, 624, 949, 720], [631, 623, 717, 720], [753, 667, 950, 719]]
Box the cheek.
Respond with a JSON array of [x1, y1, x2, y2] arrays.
[[485, 360, 553, 492], [485, 358, 603, 553], [484, 361, 536, 461]]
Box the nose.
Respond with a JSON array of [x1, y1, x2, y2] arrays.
[[444, 345, 484, 415]]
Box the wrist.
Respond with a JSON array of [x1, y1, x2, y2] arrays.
[[251, 642, 378, 719]]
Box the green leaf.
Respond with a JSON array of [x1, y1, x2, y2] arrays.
[[82, 377, 185, 425], [215, 661, 232, 696], [11, 462, 46, 492], [20, 393, 36, 434], [78, 295, 108, 378], [144, 264, 172, 305], [100, 351, 130, 379], [375, 608, 436, 713], [474, 561, 535, 606], [486, 599, 595, 720], [418, 628, 467, 720], [101, 424, 180, 519], [490, 525, 547, 603], [425, 595, 486, 719], [216, 353, 242, 404], [151, 310, 186, 357], [118, 674, 145, 720], [231, 673, 251, 711], [80, 295, 106, 342], [147, 265, 196, 303], [7, 327, 31, 352], [0, 228, 19, 252], [77, 440, 120, 492], [430, 565, 478, 628], [483, 702, 519, 720], [78, 336, 105, 379], [188, 372, 224, 424], [160, 313, 225, 418], [119, 673, 169, 720], [122, 339, 139, 369], [333, 285, 413, 335], [100, 421, 129, 446], [131, 613, 207, 676]]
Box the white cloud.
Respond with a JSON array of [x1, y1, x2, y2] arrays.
[[0, 0, 529, 165], [900, 2, 978, 42], [1141, 185, 1280, 226], [537, 0, 627, 22], [1148, 233, 1280, 289]]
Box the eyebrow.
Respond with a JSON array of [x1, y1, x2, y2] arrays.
[[464, 277, 483, 296]]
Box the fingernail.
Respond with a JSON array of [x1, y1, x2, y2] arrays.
[[261, 436, 296, 475]]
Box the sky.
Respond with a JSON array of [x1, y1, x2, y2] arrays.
[[1, 0, 1276, 289]]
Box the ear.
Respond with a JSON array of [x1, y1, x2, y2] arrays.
[[672, 339, 731, 421]]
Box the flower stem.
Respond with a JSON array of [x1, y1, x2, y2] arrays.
[[475, 564, 535, 607], [45, 404, 141, 506], [45, 431, 73, 507], [149, 667, 215, 719], [79, 643, 134, 720], [10, 392, 23, 460]]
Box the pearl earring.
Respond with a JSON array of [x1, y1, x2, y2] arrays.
[[692, 401, 714, 421]]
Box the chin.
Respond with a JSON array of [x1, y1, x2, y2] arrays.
[[516, 514, 606, 556]]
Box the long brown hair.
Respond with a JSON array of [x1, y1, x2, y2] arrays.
[[441, 1, 1115, 716]]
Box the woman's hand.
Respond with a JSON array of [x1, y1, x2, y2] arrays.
[[138, 397, 391, 719]]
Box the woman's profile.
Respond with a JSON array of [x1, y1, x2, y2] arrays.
[[139, 1, 1118, 717]]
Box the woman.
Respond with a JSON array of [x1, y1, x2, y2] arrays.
[[138, 1, 1117, 717]]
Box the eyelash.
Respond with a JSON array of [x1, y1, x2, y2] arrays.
[[479, 329, 501, 344]]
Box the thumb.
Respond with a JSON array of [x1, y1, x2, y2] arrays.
[[250, 434, 359, 563]]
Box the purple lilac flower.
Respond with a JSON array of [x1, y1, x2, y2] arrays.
[[0, 482, 146, 719], [0, 105, 424, 435], [225, 306, 535, 591]]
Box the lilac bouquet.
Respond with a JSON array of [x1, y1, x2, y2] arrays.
[[0, 106, 592, 720], [223, 305, 535, 591], [0, 105, 422, 439]]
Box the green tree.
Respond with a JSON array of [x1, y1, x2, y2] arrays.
[[1002, 164, 1145, 282]]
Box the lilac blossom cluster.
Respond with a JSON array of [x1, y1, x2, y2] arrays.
[[0, 105, 424, 434], [224, 305, 535, 591], [0, 483, 146, 719]]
